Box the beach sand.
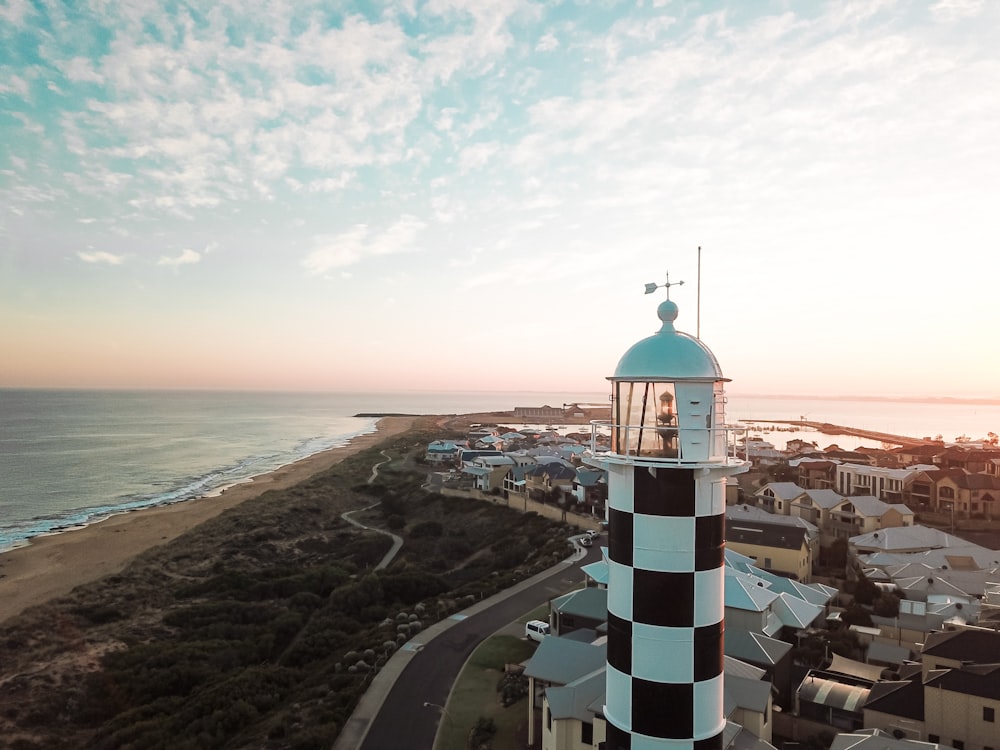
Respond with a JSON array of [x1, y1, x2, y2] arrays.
[[0, 416, 416, 625]]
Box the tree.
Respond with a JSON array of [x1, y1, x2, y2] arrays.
[[852, 571, 879, 606]]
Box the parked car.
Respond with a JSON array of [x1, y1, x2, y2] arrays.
[[580, 536, 593, 547], [585, 529, 601, 539], [525, 620, 551, 642]]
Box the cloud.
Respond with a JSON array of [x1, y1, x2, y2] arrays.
[[930, 0, 985, 21], [536, 33, 558, 52], [60, 56, 105, 84], [458, 141, 500, 172], [157, 248, 201, 268], [302, 215, 426, 275], [0, 0, 32, 26], [78, 250, 124, 265]]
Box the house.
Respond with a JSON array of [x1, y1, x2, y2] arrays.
[[920, 629, 1000, 676], [893, 443, 946, 467], [791, 489, 850, 541], [905, 468, 964, 509], [933, 472, 1000, 518], [924, 664, 1000, 750], [828, 496, 914, 540], [549, 588, 608, 636], [726, 519, 816, 582], [832, 728, 955, 750], [727, 504, 820, 540], [787, 439, 819, 454], [836, 464, 915, 502], [797, 460, 838, 490], [825, 449, 876, 466], [525, 461, 577, 500], [934, 447, 1000, 474], [457, 448, 503, 465], [425, 439, 462, 464], [755, 482, 807, 515], [861, 630, 1000, 750], [570, 467, 607, 515], [863, 664, 927, 740], [849, 525, 971, 555], [461, 454, 515, 492], [795, 667, 874, 733]]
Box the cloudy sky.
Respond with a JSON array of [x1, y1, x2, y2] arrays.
[[1, 0, 997, 398]]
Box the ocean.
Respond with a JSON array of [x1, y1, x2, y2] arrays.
[[1, 388, 999, 554]]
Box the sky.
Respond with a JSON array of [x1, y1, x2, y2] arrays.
[[1, 0, 998, 399]]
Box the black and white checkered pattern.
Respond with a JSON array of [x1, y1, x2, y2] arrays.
[[603, 464, 728, 750]]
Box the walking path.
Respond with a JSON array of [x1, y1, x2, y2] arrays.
[[339, 451, 403, 571]]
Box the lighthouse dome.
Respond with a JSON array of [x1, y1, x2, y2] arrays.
[[611, 298, 726, 381]]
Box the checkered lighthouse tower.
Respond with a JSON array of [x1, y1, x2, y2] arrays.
[[596, 279, 748, 750]]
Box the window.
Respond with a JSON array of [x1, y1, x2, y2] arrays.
[[928, 735, 939, 743], [581, 721, 593, 744], [985, 706, 996, 722], [953, 740, 964, 750]]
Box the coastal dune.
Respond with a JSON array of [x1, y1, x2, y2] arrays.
[[0, 416, 415, 624]]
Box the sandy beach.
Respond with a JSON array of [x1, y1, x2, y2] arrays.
[[0, 416, 416, 625]]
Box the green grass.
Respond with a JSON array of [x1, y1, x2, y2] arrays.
[[435, 635, 538, 750]]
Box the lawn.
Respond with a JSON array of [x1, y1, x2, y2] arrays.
[[435, 635, 538, 750], [433, 582, 578, 748]]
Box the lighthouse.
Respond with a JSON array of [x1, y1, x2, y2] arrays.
[[594, 277, 748, 750]]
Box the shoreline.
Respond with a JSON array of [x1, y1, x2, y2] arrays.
[[0, 416, 416, 625]]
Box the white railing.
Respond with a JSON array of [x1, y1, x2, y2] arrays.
[[589, 420, 748, 465]]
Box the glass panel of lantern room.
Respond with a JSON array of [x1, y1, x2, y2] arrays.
[[613, 382, 680, 458], [650, 382, 677, 458], [611, 382, 629, 454], [712, 382, 727, 458]]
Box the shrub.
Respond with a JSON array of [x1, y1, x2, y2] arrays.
[[409, 520, 444, 538], [469, 716, 497, 749]]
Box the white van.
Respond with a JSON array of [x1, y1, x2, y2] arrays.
[[525, 620, 551, 642]]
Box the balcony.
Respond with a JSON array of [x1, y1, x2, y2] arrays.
[[589, 419, 748, 467]]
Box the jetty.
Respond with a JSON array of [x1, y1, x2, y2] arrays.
[[748, 420, 941, 447]]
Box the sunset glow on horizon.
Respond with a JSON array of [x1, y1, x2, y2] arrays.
[[2, 1, 998, 400]]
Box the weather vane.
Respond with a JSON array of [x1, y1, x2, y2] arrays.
[[643, 271, 684, 299]]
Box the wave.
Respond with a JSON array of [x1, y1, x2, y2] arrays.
[[0, 419, 378, 554]]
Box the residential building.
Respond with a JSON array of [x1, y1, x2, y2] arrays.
[[836, 464, 914, 502], [755, 482, 806, 515], [828, 496, 914, 541], [934, 472, 1000, 518], [796, 461, 839, 491], [791, 489, 849, 534], [425, 439, 462, 464], [924, 664, 1000, 750], [461, 454, 515, 492], [726, 519, 815, 582], [863, 630, 1000, 750]]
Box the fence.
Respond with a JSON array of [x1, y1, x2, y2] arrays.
[[437, 487, 602, 532]]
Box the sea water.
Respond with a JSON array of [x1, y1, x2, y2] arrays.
[[1, 388, 998, 553]]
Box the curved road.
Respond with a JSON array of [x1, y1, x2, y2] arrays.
[[358, 542, 602, 750]]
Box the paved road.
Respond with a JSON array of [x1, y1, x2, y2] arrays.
[[356, 542, 602, 750]]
